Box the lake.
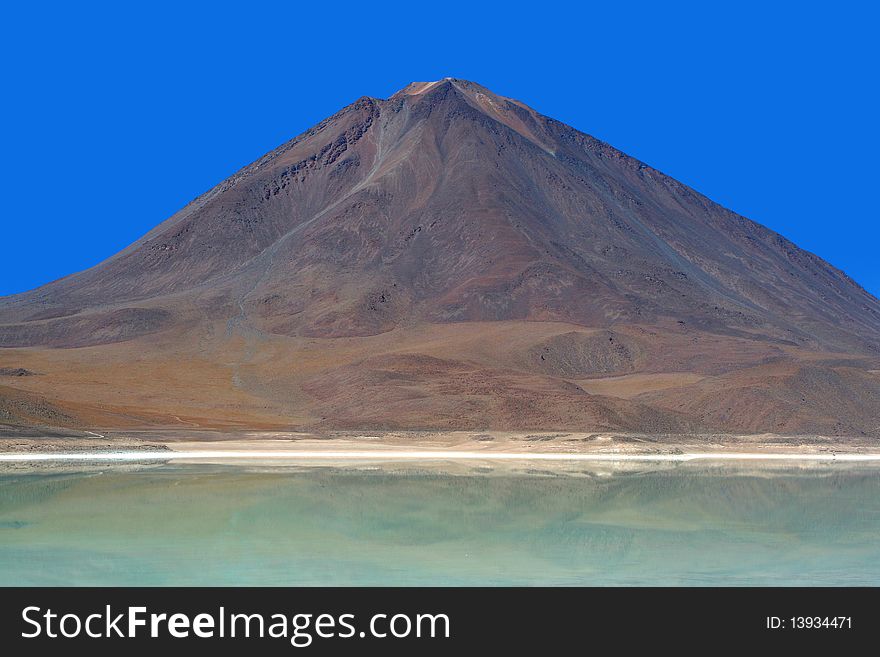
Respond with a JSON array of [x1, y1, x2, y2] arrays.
[[1, 461, 879, 585]]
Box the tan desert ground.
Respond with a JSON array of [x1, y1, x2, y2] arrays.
[[1, 79, 879, 447]]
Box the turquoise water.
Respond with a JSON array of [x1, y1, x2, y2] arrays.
[[1, 462, 879, 586]]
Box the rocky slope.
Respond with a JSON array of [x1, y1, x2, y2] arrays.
[[2, 79, 878, 436]]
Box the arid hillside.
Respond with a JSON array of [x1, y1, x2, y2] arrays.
[[2, 79, 879, 437]]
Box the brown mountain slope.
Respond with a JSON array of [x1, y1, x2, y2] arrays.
[[1, 79, 879, 436]]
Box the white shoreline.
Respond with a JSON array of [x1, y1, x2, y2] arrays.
[[2, 450, 880, 463]]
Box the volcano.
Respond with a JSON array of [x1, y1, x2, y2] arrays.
[[2, 78, 879, 436]]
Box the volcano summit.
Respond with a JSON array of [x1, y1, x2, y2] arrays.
[[2, 79, 879, 437]]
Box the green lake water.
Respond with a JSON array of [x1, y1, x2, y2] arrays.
[[1, 461, 879, 586]]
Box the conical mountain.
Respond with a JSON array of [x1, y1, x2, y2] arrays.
[[2, 79, 878, 436]]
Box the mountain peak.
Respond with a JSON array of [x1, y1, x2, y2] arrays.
[[2, 80, 879, 435], [392, 78, 506, 103], [395, 79, 453, 96], [389, 78, 552, 153]]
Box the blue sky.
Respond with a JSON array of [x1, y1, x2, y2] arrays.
[[2, 1, 878, 296]]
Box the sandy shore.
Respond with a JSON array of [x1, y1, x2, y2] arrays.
[[1, 429, 879, 463], [3, 449, 880, 464]]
